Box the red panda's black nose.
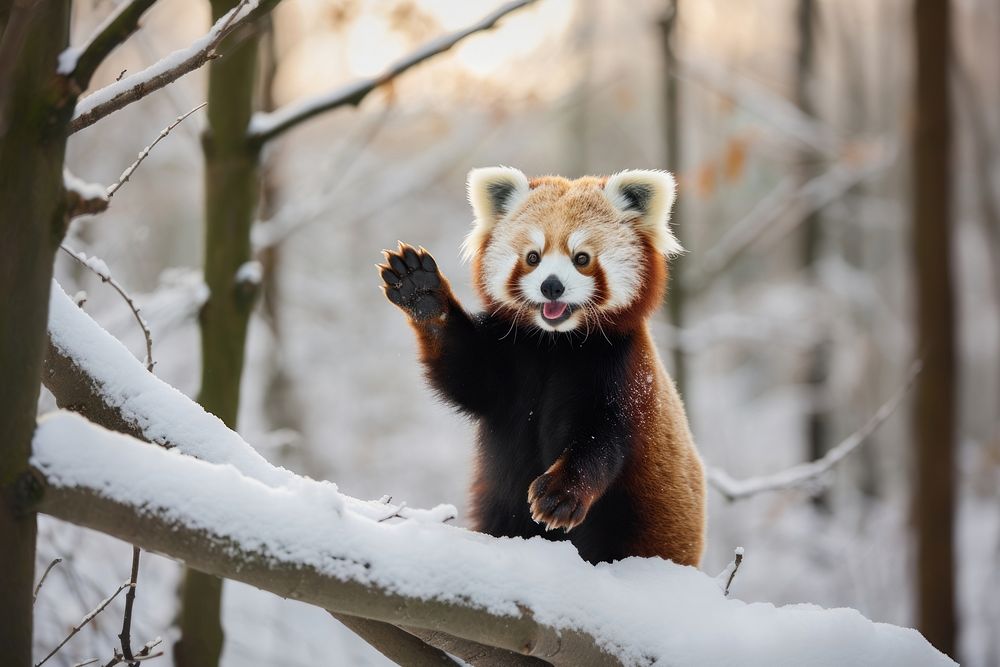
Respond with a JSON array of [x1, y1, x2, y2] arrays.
[[540, 275, 565, 300]]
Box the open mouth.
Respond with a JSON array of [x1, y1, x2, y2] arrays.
[[540, 301, 573, 326]]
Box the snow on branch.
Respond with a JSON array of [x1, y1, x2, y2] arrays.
[[70, 0, 279, 133], [706, 360, 922, 502], [247, 0, 538, 143], [43, 280, 453, 524], [31, 411, 954, 667], [60, 0, 160, 88]]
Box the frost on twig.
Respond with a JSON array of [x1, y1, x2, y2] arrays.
[[706, 360, 922, 502], [59, 246, 154, 373], [106, 102, 206, 199], [715, 547, 745, 597], [35, 580, 132, 667]]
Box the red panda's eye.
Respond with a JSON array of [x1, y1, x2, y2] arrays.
[[574, 252, 591, 267], [526, 251, 541, 266]]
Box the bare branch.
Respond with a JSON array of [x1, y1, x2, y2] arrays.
[[59, 246, 154, 372], [106, 102, 206, 198], [248, 0, 537, 143], [35, 581, 132, 667], [118, 546, 142, 665], [724, 548, 744, 597], [62, 0, 159, 88], [707, 360, 922, 502], [69, 0, 279, 133], [33, 557, 63, 604], [101, 637, 163, 667], [688, 142, 896, 295]]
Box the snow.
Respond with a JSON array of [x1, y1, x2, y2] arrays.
[[236, 260, 263, 286], [58, 47, 81, 76], [47, 279, 454, 524], [32, 411, 955, 667], [63, 168, 109, 203]]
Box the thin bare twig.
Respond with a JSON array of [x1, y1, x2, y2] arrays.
[[33, 557, 63, 603], [688, 142, 896, 295], [35, 581, 132, 667], [102, 637, 163, 667], [118, 547, 142, 665], [707, 359, 922, 501], [248, 0, 538, 142], [106, 102, 206, 198], [59, 245, 154, 373], [724, 548, 744, 596], [70, 0, 274, 133]]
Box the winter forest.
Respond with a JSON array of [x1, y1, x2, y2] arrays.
[[1, 0, 997, 664]]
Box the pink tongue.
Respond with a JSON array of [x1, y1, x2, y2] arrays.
[[542, 301, 568, 319]]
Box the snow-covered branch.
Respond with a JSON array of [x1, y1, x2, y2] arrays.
[[248, 0, 537, 143], [70, 0, 279, 133], [31, 411, 954, 667], [706, 360, 922, 502], [60, 0, 159, 88]]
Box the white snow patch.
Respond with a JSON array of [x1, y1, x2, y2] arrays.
[[236, 260, 263, 286], [32, 411, 956, 667], [57, 47, 81, 75], [63, 168, 109, 203]]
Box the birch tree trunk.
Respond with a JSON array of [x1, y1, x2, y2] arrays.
[[0, 1, 71, 662]]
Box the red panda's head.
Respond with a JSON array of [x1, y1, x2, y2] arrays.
[[463, 167, 681, 334]]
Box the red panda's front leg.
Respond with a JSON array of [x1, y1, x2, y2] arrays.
[[527, 416, 629, 532], [379, 242, 495, 415]]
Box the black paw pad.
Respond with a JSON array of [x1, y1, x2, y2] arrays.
[[378, 243, 447, 321]]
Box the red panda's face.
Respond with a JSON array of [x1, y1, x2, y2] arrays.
[[463, 168, 681, 334]]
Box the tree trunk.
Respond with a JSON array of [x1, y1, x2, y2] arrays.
[[658, 0, 686, 396], [794, 0, 832, 512], [912, 0, 957, 658], [176, 3, 262, 665], [0, 1, 71, 663]]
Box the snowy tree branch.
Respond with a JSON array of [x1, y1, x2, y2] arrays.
[[31, 414, 617, 666], [247, 0, 537, 143], [62, 0, 160, 89], [69, 0, 279, 133], [706, 360, 922, 502], [330, 614, 461, 666]]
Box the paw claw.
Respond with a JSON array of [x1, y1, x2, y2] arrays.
[[527, 470, 592, 533]]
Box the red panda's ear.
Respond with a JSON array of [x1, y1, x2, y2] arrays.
[[463, 167, 530, 260], [604, 170, 683, 256]]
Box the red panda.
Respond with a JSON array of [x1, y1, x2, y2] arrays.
[[379, 168, 705, 566]]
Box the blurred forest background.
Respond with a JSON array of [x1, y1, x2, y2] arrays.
[[29, 0, 998, 664]]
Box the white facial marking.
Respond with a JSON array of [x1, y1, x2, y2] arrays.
[[528, 227, 546, 252], [599, 234, 643, 310], [567, 230, 589, 253]]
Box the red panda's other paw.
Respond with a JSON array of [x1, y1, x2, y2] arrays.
[[527, 467, 593, 533], [378, 243, 448, 321]]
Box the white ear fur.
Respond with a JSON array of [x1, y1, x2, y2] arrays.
[[463, 166, 530, 261], [603, 169, 682, 256]]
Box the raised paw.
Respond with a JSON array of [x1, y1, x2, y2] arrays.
[[378, 242, 448, 321], [527, 466, 594, 533]]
